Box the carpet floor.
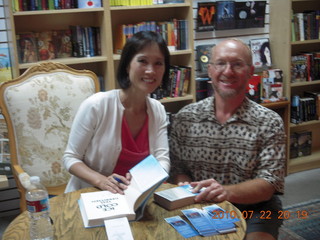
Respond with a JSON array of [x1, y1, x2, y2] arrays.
[[279, 198, 320, 240]]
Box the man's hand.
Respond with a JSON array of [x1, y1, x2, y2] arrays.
[[190, 179, 229, 203]]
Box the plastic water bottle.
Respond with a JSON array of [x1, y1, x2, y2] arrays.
[[26, 176, 54, 240]]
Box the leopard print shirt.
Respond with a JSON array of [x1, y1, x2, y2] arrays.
[[169, 96, 286, 193]]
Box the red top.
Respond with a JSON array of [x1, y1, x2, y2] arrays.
[[113, 115, 150, 176]]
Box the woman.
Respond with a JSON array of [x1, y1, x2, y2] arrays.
[[63, 31, 171, 193]]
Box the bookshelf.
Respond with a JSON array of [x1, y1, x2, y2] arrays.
[[269, 0, 320, 173], [3, 0, 195, 113]]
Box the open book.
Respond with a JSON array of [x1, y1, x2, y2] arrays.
[[154, 184, 205, 211], [79, 155, 169, 228]]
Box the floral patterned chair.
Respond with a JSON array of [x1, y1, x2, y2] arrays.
[[0, 62, 100, 211]]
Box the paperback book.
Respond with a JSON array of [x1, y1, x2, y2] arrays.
[[0, 45, 13, 83], [196, 44, 215, 76], [196, 2, 216, 32], [154, 184, 206, 210], [79, 155, 169, 228], [215, 1, 235, 30], [249, 38, 272, 68], [235, 1, 266, 29], [16, 32, 39, 63]]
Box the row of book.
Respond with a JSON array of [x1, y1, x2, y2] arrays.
[[290, 131, 312, 159], [110, 0, 183, 6], [151, 65, 191, 100], [12, 0, 102, 12], [114, 19, 188, 54], [291, 11, 320, 42], [291, 92, 320, 124], [196, 1, 266, 32], [16, 26, 101, 63], [291, 52, 320, 83]]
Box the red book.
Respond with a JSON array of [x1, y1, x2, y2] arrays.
[[246, 74, 261, 103]]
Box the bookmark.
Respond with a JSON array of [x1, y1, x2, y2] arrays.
[[104, 217, 134, 240]]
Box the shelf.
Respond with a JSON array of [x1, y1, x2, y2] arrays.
[[261, 100, 290, 110], [160, 94, 193, 103], [291, 80, 320, 87], [110, 3, 190, 11], [290, 120, 320, 129], [113, 49, 194, 61], [291, 39, 320, 45], [289, 150, 320, 173], [19, 56, 108, 70], [12, 8, 104, 16]]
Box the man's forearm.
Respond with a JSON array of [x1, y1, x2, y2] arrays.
[[225, 178, 275, 204]]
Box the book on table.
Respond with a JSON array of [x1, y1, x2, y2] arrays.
[[78, 154, 169, 228], [154, 184, 205, 211]]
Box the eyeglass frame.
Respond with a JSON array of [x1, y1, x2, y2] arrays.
[[209, 60, 252, 72]]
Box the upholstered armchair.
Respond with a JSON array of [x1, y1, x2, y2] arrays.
[[0, 62, 100, 211]]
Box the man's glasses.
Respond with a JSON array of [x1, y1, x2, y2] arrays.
[[210, 61, 250, 72]]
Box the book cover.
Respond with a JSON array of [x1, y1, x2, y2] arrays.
[[262, 69, 283, 101], [79, 155, 168, 228], [0, 45, 13, 83], [77, 0, 101, 8], [196, 77, 211, 102], [16, 32, 39, 63], [249, 38, 272, 68], [235, 1, 266, 29], [52, 29, 72, 58], [215, 1, 235, 30], [70, 25, 85, 57], [291, 55, 307, 83], [196, 2, 216, 32], [196, 44, 215, 76], [304, 90, 320, 120], [290, 133, 299, 159], [36, 31, 56, 61], [154, 184, 205, 211], [297, 131, 312, 157], [246, 74, 261, 103]]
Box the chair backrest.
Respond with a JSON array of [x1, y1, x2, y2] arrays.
[[0, 62, 100, 190]]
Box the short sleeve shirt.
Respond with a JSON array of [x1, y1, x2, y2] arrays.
[[169, 97, 286, 194]]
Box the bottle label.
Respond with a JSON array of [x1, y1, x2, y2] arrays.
[[27, 198, 49, 213]]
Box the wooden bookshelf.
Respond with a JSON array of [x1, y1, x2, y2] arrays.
[[269, 0, 320, 173], [3, 0, 195, 113]]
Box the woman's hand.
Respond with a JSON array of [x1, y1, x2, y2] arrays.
[[98, 173, 131, 194]]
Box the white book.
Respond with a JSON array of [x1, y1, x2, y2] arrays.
[[154, 184, 205, 210], [79, 155, 169, 228]]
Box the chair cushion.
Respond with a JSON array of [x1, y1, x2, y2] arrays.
[[4, 72, 96, 187]]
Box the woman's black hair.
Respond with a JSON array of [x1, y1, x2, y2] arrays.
[[117, 31, 170, 89], [259, 41, 270, 65]]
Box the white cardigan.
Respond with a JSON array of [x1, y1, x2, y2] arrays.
[[63, 89, 170, 192]]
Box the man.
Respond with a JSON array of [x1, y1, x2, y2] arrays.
[[169, 38, 285, 240]]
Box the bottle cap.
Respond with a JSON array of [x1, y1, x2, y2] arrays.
[[29, 176, 40, 184]]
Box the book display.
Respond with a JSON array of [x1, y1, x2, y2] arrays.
[[4, 0, 195, 113], [79, 155, 168, 228], [270, 0, 320, 173]]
